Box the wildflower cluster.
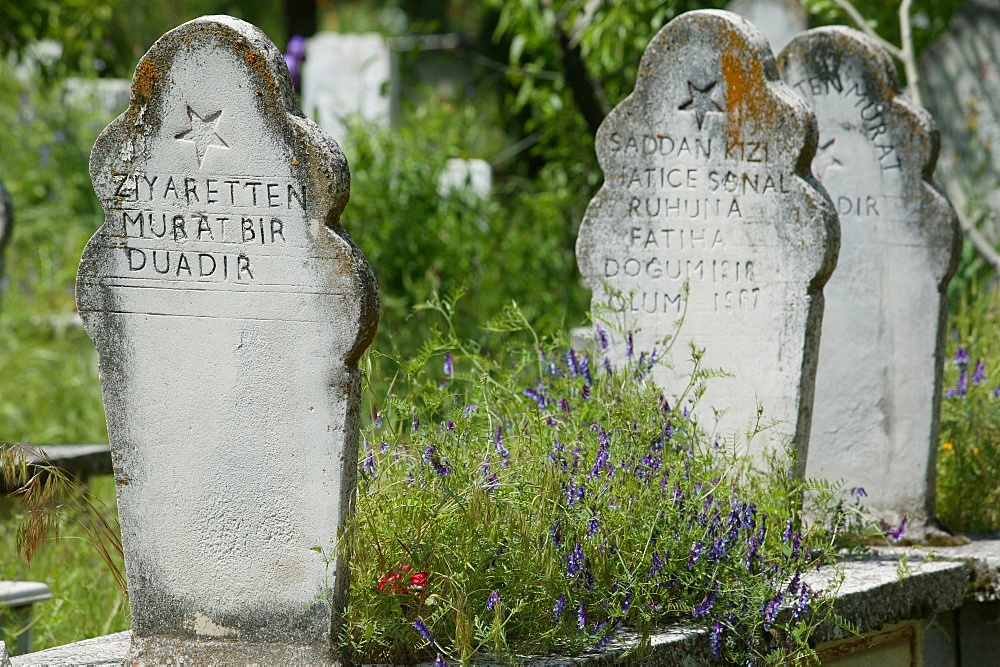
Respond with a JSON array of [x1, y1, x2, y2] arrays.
[[338, 303, 844, 665], [937, 292, 1000, 533]]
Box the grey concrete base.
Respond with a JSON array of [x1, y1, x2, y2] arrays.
[[127, 635, 337, 665], [9, 557, 971, 666], [9, 631, 128, 666]]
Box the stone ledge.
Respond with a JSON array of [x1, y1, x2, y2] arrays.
[[877, 537, 1000, 602], [7, 557, 970, 666]]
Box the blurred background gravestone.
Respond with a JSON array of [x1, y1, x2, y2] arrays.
[[576, 10, 838, 467], [77, 15, 378, 664], [726, 0, 808, 53], [300, 32, 397, 144], [920, 0, 1000, 284], [780, 27, 961, 542]]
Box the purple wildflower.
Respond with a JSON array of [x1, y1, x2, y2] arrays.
[[577, 602, 587, 629], [443, 351, 454, 377], [955, 347, 971, 366], [567, 349, 581, 377], [852, 487, 867, 498], [524, 386, 546, 409], [621, 591, 633, 614], [360, 449, 376, 477], [688, 541, 703, 569], [692, 589, 716, 617], [494, 425, 510, 463], [559, 397, 571, 413], [782, 518, 793, 542], [423, 445, 451, 476], [283, 35, 307, 88], [434, 654, 448, 667], [793, 583, 812, 619], [947, 367, 969, 398], [581, 354, 593, 385], [413, 617, 434, 644], [487, 589, 500, 611], [880, 515, 908, 541], [603, 357, 613, 375], [973, 360, 986, 385], [412, 412, 420, 432], [761, 593, 783, 627], [626, 332, 634, 358], [588, 516, 600, 537], [550, 521, 562, 548], [567, 542, 585, 578], [581, 383, 591, 400], [552, 595, 567, 624], [380, 441, 389, 454], [709, 620, 723, 659], [649, 550, 663, 577], [596, 325, 609, 350]]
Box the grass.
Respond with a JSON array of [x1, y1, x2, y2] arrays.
[[0, 474, 128, 655]]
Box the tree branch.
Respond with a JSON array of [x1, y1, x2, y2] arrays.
[[832, 0, 905, 60], [898, 0, 922, 105], [946, 182, 1000, 273]]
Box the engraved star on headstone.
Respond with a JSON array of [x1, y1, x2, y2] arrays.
[[678, 80, 724, 131], [814, 137, 843, 179], [175, 106, 229, 168]]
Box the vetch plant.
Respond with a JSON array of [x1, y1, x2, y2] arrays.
[[937, 288, 1000, 534], [337, 297, 852, 664]]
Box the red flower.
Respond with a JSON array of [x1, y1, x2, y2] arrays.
[[377, 563, 429, 595]]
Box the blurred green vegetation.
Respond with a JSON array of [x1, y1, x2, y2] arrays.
[[1, 475, 127, 655]]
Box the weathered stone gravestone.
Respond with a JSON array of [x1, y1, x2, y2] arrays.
[[726, 0, 808, 53], [0, 181, 12, 300], [779, 28, 961, 538], [577, 9, 839, 466], [301, 32, 395, 144], [77, 15, 378, 663]]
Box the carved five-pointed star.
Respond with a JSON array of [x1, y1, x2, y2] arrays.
[[678, 80, 724, 131], [175, 106, 229, 168], [814, 137, 843, 179]]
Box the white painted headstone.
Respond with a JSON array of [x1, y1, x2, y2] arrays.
[[576, 10, 839, 466], [437, 158, 492, 199], [779, 28, 961, 538], [77, 16, 379, 663], [301, 32, 394, 144], [726, 0, 808, 53]]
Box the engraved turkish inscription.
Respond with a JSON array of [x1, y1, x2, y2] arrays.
[[779, 28, 960, 528], [109, 171, 307, 283], [577, 10, 838, 463]]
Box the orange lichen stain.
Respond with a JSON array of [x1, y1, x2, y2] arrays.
[[292, 159, 299, 166], [246, 52, 257, 65], [720, 28, 771, 147], [133, 59, 160, 100]]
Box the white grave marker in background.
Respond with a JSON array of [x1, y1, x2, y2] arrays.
[[77, 15, 379, 663], [301, 32, 394, 144]]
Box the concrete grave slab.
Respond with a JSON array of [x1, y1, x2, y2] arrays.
[[576, 10, 839, 467], [77, 15, 378, 664], [779, 28, 961, 539]]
